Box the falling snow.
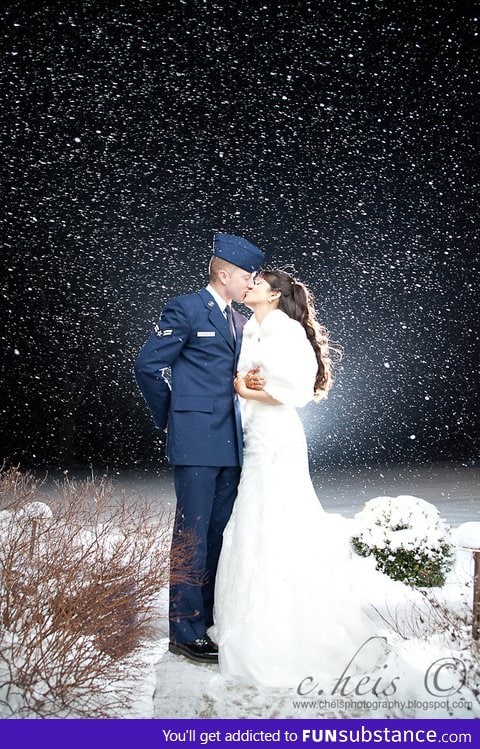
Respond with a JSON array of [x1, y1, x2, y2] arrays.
[[1, 0, 478, 469]]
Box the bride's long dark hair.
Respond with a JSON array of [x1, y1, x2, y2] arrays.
[[260, 268, 339, 400]]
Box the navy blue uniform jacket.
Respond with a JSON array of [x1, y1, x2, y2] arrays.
[[134, 288, 247, 467]]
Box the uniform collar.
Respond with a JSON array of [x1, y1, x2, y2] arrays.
[[206, 284, 229, 314]]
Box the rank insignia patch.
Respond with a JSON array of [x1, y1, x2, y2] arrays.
[[154, 324, 173, 338]]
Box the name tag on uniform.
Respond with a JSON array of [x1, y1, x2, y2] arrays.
[[197, 331, 216, 337]]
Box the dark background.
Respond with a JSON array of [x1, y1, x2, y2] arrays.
[[1, 0, 478, 471]]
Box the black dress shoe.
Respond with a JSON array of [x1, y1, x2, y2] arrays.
[[168, 635, 218, 663]]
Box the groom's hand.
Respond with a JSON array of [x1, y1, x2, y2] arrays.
[[244, 367, 265, 391]]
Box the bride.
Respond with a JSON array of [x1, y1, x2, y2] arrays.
[[213, 268, 387, 690]]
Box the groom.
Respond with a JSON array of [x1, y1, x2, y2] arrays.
[[134, 233, 264, 663]]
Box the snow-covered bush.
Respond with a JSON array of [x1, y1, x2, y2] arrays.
[[351, 495, 454, 587], [454, 522, 480, 550]]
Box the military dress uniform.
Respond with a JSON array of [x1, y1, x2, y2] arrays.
[[134, 234, 264, 656]]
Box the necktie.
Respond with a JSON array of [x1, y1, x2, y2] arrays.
[[224, 304, 236, 342]]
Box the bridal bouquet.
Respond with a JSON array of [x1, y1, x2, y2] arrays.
[[351, 495, 454, 587]]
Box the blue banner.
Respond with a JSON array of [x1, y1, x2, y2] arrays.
[[0, 718, 478, 748]]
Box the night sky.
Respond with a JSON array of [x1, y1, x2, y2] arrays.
[[1, 0, 478, 471]]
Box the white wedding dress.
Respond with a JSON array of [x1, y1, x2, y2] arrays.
[[213, 310, 387, 689]]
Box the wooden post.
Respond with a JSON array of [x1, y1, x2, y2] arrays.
[[29, 519, 38, 559], [473, 550, 480, 641], [455, 523, 480, 642]]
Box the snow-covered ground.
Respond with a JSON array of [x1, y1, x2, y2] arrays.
[[130, 550, 479, 719], [16, 462, 480, 719]]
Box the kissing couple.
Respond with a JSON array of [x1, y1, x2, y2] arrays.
[[135, 232, 385, 688]]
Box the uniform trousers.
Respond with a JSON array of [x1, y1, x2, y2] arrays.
[[169, 464, 241, 643]]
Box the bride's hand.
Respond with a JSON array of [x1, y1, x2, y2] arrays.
[[234, 372, 279, 405], [233, 373, 249, 398], [244, 367, 265, 391]]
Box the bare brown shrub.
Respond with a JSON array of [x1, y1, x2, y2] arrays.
[[0, 464, 41, 511], [0, 467, 195, 717]]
